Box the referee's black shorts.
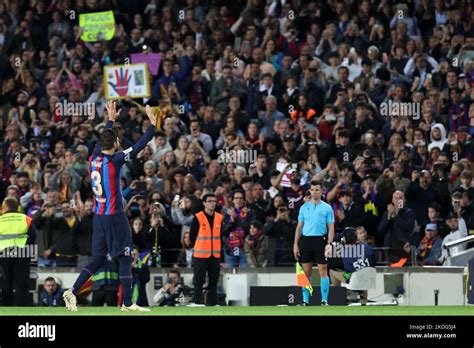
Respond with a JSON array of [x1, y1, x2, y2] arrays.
[[298, 235, 327, 264]]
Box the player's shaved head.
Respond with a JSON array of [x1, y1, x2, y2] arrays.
[[99, 128, 119, 150]]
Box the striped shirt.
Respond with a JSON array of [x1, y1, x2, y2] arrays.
[[89, 122, 155, 215]]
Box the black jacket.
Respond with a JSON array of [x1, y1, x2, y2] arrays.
[[34, 212, 78, 255], [75, 213, 93, 256], [406, 183, 442, 224], [377, 208, 416, 247], [263, 218, 296, 266]]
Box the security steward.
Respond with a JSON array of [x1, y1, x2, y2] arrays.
[[189, 193, 223, 306], [0, 198, 36, 306]]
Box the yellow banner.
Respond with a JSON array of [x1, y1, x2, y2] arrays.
[[79, 11, 115, 42]]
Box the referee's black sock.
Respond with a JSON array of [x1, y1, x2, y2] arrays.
[[119, 255, 133, 307]]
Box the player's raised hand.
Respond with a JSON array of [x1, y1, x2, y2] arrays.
[[145, 105, 156, 126], [105, 100, 122, 122]]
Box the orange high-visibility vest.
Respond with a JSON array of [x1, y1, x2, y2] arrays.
[[193, 211, 222, 258]]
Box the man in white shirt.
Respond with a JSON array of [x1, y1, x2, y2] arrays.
[[439, 213, 468, 265]]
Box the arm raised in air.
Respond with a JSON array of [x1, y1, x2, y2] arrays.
[[112, 105, 157, 166], [91, 100, 122, 156]]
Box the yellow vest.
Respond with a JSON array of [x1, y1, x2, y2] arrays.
[[0, 212, 30, 251]]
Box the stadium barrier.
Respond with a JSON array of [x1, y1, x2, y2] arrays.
[[26, 265, 469, 306]]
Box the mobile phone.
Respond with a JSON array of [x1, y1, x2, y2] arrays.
[[173, 195, 180, 202], [135, 181, 147, 193], [45, 163, 58, 170]]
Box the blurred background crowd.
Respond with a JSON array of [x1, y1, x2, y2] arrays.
[[0, 0, 473, 269]]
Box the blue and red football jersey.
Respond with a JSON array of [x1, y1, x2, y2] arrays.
[[89, 121, 155, 215]]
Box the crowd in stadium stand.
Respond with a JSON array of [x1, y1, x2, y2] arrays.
[[0, 0, 473, 269]]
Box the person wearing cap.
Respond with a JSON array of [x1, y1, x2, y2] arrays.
[[0, 197, 36, 306], [281, 135, 300, 163], [439, 213, 468, 265], [415, 223, 443, 266]]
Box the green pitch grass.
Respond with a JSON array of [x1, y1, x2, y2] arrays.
[[0, 306, 472, 316]]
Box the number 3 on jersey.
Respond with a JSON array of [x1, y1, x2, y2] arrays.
[[91, 170, 103, 196]]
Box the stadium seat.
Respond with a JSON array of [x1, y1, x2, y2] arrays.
[[341, 267, 376, 291]]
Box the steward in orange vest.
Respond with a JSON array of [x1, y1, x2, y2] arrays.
[[189, 193, 223, 305]]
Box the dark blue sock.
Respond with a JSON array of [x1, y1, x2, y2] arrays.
[[119, 255, 133, 306], [72, 256, 106, 296]]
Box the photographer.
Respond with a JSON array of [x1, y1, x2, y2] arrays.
[[153, 269, 183, 306], [149, 201, 181, 267], [264, 203, 295, 266], [125, 193, 150, 220]]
